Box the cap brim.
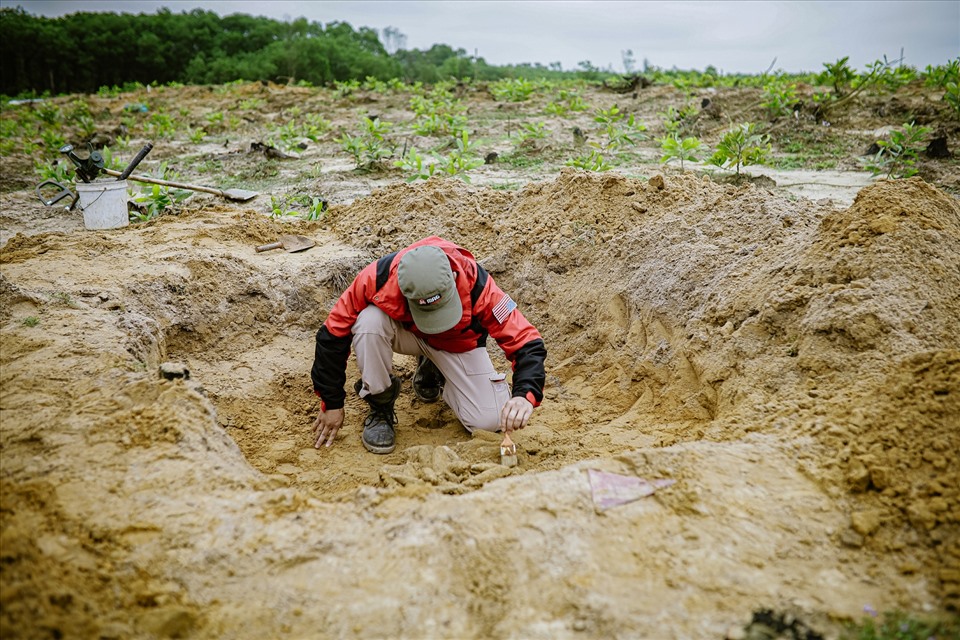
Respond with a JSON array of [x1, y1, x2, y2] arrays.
[[409, 295, 463, 334]]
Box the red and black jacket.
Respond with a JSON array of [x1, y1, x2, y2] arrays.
[[311, 237, 547, 410]]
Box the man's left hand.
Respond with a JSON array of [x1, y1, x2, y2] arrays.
[[500, 396, 533, 433]]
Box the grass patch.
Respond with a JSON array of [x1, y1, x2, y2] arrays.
[[190, 159, 224, 174], [609, 151, 655, 168], [490, 181, 523, 190], [228, 160, 281, 185], [772, 155, 807, 170], [772, 127, 851, 170], [50, 291, 78, 308], [772, 156, 839, 170], [500, 152, 546, 169], [841, 609, 960, 640]]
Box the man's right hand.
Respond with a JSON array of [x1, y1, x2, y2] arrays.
[[313, 407, 345, 448]]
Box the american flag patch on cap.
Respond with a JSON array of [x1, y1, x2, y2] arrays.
[[492, 294, 517, 323]]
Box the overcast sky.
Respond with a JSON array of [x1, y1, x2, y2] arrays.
[[8, 1, 960, 74]]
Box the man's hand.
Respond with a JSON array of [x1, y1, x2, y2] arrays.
[[313, 407, 345, 448], [499, 396, 533, 433]]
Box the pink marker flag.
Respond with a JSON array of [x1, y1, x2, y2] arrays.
[[587, 469, 676, 511]]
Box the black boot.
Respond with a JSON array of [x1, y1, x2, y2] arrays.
[[357, 376, 401, 454], [413, 356, 444, 404]]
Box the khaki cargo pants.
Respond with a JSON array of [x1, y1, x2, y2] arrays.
[[352, 305, 510, 432]]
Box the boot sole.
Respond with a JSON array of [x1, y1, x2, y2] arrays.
[[413, 387, 441, 404], [414, 358, 443, 404], [362, 437, 396, 454]]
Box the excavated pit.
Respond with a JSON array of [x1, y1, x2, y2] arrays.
[[139, 243, 718, 500], [2, 171, 958, 638]]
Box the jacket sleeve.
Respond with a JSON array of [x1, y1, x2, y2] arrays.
[[310, 261, 378, 410], [475, 275, 547, 406]]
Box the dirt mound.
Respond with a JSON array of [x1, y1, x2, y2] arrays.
[[793, 178, 960, 601], [1, 169, 958, 637], [326, 170, 960, 604]]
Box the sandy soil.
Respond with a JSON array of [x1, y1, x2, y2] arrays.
[[1, 80, 959, 639]]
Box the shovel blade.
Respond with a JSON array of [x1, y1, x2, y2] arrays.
[[280, 235, 315, 252], [222, 188, 258, 202], [255, 235, 315, 253]]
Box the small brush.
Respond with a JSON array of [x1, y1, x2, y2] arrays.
[[500, 431, 518, 468]]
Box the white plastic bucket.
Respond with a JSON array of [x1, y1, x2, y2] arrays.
[[77, 180, 129, 230]]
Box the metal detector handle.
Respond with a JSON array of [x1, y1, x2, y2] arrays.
[[59, 144, 89, 183], [35, 179, 79, 209], [59, 143, 104, 183], [117, 143, 153, 180]]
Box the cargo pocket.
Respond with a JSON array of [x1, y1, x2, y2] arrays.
[[489, 372, 510, 412], [468, 372, 509, 432], [454, 349, 496, 376], [450, 350, 507, 431]]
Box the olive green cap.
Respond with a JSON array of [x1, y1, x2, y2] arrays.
[[397, 245, 462, 334]]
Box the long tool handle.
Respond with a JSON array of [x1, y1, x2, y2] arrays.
[[103, 168, 224, 196], [117, 143, 153, 180], [255, 242, 283, 253]]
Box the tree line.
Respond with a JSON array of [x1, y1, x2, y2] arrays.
[[0, 6, 584, 96]]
